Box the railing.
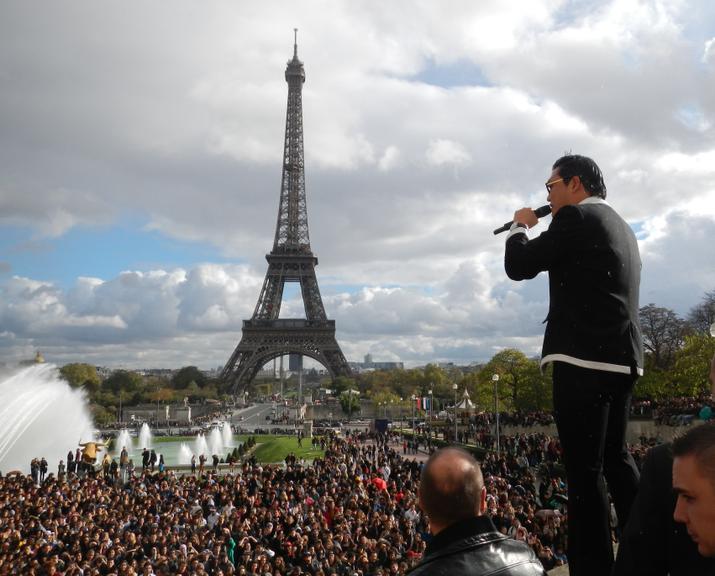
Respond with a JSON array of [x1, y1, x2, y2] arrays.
[[243, 319, 335, 329]]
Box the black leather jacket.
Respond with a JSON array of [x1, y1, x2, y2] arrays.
[[408, 516, 547, 576]]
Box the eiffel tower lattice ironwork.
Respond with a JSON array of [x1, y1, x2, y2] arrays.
[[222, 33, 351, 392]]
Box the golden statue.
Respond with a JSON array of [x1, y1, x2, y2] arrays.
[[78, 440, 107, 465]]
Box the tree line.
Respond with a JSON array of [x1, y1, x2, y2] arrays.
[[336, 289, 715, 415], [58, 365, 230, 425], [636, 290, 715, 399], [59, 290, 714, 423]]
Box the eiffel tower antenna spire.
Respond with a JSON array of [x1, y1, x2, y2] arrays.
[[274, 26, 308, 254], [221, 36, 351, 392]]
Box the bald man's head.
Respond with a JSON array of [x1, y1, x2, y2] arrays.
[[419, 447, 486, 534]]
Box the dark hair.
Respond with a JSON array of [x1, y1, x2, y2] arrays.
[[419, 447, 483, 527], [553, 154, 607, 199], [672, 422, 715, 487]]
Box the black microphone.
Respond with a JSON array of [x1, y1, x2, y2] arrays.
[[493, 204, 552, 235]]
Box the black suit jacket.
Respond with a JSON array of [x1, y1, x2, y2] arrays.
[[612, 443, 715, 576], [505, 199, 643, 374]]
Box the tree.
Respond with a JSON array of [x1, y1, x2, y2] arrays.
[[171, 366, 207, 389], [185, 381, 202, 402], [479, 349, 538, 410], [91, 390, 118, 407], [60, 363, 101, 393], [633, 368, 672, 400], [179, 381, 220, 402], [671, 333, 715, 397], [91, 403, 115, 426], [423, 364, 449, 396], [371, 389, 401, 418], [639, 304, 687, 370], [512, 362, 553, 411], [332, 376, 355, 396], [340, 390, 361, 416], [103, 370, 145, 397], [687, 290, 715, 335], [390, 369, 425, 398], [148, 387, 176, 403]]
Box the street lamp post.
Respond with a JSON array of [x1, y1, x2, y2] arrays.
[[411, 394, 416, 433], [452, 383, 458, 443], [279, 355, 284, 399], [298, 369, 303, 407], [428, 388, 434, 440], [347, 389, 352, 422], [492, 374, 500, 455]]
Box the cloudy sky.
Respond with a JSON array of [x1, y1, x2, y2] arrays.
[[1, 0, 714, 370]]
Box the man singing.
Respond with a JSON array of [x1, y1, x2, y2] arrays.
[[504, 154, 643, 576]]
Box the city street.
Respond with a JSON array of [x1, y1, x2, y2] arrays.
[[230, 401, 296, 432]]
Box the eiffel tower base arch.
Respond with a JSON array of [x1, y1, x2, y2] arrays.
[[222, 319, 351, 393]]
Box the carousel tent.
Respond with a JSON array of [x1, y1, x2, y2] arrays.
[[455, 388, 475, 411]]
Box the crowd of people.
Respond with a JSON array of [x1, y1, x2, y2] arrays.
[[629, 394, 714, 425], [495, 411, 555, 428], [96, 409, 235, 434], [13, 387, 715, 576], [3, 429, 580, 576]]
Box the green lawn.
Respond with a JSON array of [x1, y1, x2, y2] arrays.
[[109, 433, 324, 464], [152, 436, 194, 443], [239, 435, 324, 463]]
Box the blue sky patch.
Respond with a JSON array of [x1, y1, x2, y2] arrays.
[[0, 222, 234, 288], [630, 221, 647, 240], [412, 58, 491, 88]]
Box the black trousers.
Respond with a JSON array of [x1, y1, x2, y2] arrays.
[[552, 362, 640, 576]]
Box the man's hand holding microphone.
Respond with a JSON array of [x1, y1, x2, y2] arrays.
[[493, 204, 551, 235]]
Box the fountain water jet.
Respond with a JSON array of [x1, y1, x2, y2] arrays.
[[208, 427, 223, 456], [138, 423, 152, 450], [194, 433, 208, 459], [178, 443, 194, 466], [221, 422, 234, 448], [0, 364, 96, 474], [115, 429, 132, 454]]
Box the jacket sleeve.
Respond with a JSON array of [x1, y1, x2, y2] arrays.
[[504, 205, 583, 281]]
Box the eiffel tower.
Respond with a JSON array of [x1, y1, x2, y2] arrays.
[[222, 32, 351, 392]]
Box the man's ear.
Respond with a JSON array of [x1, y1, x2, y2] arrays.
[[479, 486, 487, 515], [568, 175, 589, 202]]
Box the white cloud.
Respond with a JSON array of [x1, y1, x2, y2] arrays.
[[378, 146, 401, 172], [656, 148, 715, 175], [639, 212, 715, 312], [0, 257, 550, 368], [0, 0, 714, 368], [425, 139, 472, 168], [703, 37, 715, 64]]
